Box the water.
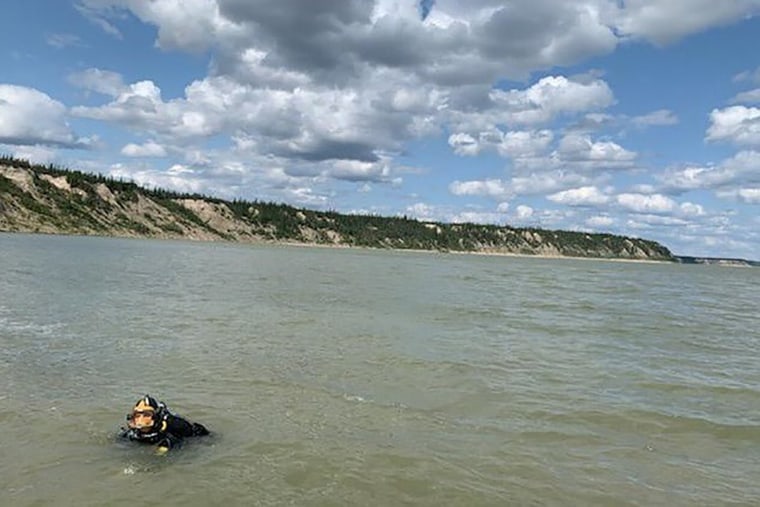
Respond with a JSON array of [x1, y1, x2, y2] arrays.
[[1, 232, 758, 506]]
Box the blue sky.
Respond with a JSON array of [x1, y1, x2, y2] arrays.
[[1, 1, 759, 259]]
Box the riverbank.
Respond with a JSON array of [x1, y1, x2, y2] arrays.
[[0, 157, 693, 263]]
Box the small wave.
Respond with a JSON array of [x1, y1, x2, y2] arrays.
[[0, 316, 66, 337], [342, 394, 367, 403]]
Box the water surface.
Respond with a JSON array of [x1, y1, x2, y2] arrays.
[[1, 233, 758, 506]]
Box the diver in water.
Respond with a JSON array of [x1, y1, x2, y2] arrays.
[[120, 395, 209, 453]]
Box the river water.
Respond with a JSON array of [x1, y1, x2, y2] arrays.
[[1, 233, 758, 506]]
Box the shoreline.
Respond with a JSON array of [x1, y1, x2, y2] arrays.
[[4, 229, 755, 267], [276, 239, 673, 264]]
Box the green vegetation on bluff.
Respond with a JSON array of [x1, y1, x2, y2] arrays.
[[0, 155, 675, 261]]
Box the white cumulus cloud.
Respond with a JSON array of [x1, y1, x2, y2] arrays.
[[448, 133, 480, 156], [659, 151, 760, 193], [738, 188, 760, 203], [679, 202, 705, 216], [0, 85, 82, 148], [616, 193, 676, 214], [121, 141, 168, 157], [495, 130, 554, 159], [327, 159, 394, 183], [547, 186, 610, 206], [108, 163, 206, 195], [558, 133, 636, 168], [515, 205, 534, 219], [509, 171, 591, 196], [69, 68, 126, 97], [488, 75, 615, 126], [706, 105, 760, 147], [449, 179, 511, 199], [586, 215, 614, 228]]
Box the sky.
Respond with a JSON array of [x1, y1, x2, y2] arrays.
[[1, 1, 759, 259]]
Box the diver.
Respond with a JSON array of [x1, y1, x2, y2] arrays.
[[120, 394, 209, 453]]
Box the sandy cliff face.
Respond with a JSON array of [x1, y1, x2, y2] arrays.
[[0, 163, 675, 261], [0, 165, 224, 239]]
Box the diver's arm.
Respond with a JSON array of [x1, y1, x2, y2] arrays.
[[154, 414, 197, 452], [156, 432, 182, 453]]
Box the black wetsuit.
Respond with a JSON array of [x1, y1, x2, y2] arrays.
[[121, 410, 209, 450]]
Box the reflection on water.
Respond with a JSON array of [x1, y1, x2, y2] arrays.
[[1, 233, 759, 506]]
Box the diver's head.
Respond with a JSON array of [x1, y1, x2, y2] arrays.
[[127, 395, 161, 433]]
